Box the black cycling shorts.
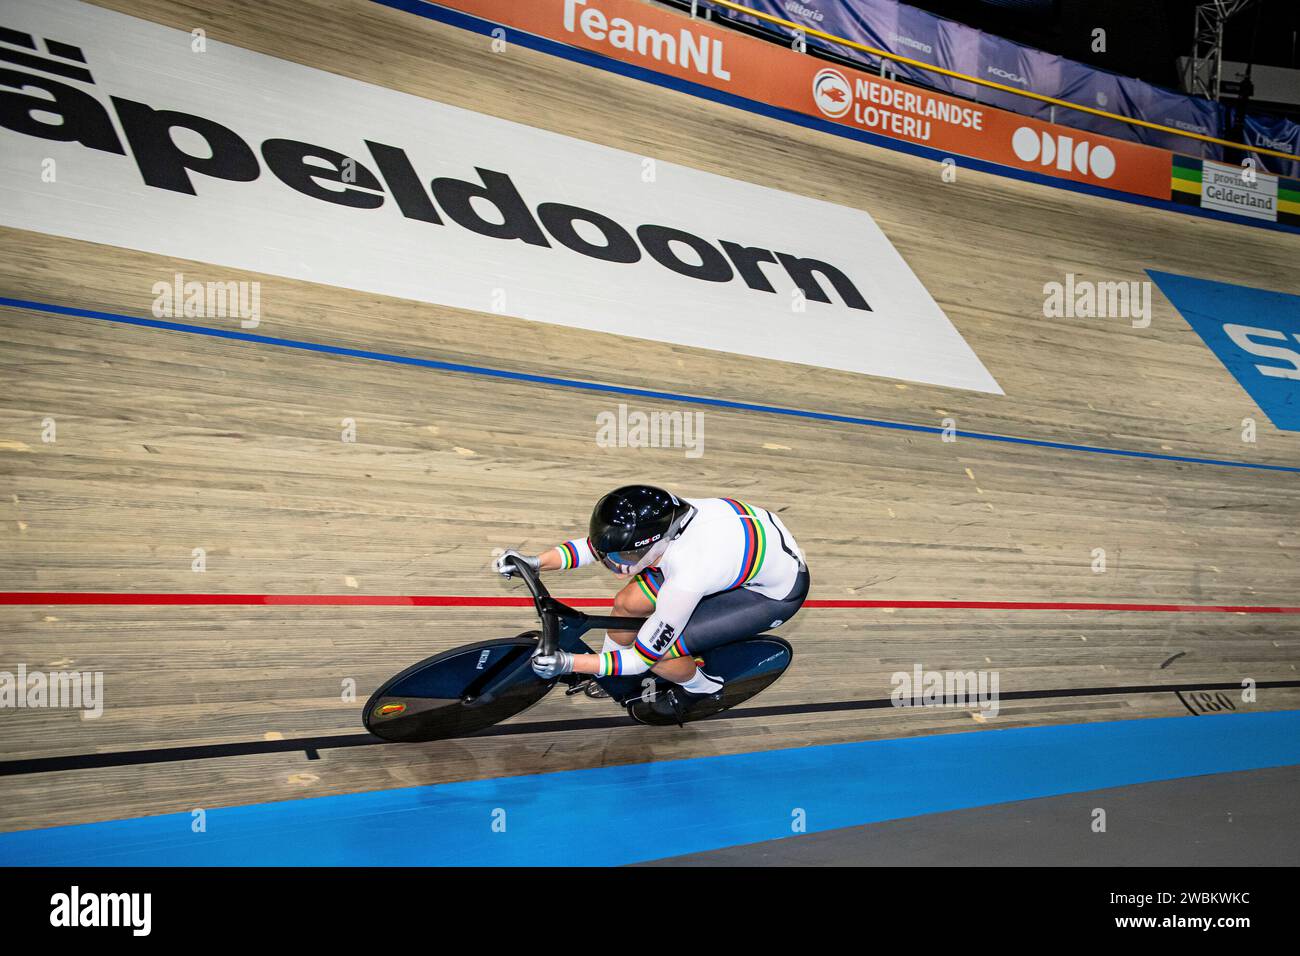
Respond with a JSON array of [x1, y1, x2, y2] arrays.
[[670, 567, 810, 658]]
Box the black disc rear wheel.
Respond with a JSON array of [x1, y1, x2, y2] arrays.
[[364, 635, 553, 743], [626, 635, 793, 726]]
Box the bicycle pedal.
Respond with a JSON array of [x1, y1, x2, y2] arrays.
[[565, 678, 599, 697]]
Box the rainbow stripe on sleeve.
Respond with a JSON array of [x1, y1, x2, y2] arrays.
[[557, 540, 582, 570], [634, 567, 662, 605], [721, 498, 767, 590]]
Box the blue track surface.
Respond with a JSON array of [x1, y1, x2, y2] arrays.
[[1149, 271, 1300, 433], [3, 711, 1297, 866]]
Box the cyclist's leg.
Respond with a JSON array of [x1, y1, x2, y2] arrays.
[[646, 588, 760, 683], [630, 571, 811, 723], [607, 569, 660, 646]]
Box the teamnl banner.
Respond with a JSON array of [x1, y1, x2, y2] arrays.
[[723, 0, 1223, 158], [419, 0, 1170, 198], [0, 0, 1002, 393]]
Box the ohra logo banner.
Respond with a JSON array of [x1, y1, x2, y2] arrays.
[[1012, 128, 1118, 180], [0, 0, 1000, 393]]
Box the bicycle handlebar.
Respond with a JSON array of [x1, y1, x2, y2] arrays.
[[470, 557, 649, 708], [505, 555, 560, 656], [505, 554, 548, 607], [502, 554, 648, 660]]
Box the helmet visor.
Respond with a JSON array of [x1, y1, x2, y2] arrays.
[[595, 544, 656, 576]]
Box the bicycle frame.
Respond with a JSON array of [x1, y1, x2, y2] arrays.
[[463, 556, 646, 708], [364, 556, 795, 740]]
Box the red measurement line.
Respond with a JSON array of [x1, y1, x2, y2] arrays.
[[2, 593, 1298, 613]]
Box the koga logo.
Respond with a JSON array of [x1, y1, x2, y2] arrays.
[[987, 65, 1027, 85], [812, 67, 853, 119], [0, 25, 872, 313], [1011, 127, 1117, 180], [563, 0, 730, 80]]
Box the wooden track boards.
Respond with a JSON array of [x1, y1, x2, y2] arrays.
[[1, 0, 1297, 832]]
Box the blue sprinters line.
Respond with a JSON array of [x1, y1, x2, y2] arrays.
[[371, 0, 1300, 238], [2, 711, 1298, 865], [4, 294, 1299, 473]]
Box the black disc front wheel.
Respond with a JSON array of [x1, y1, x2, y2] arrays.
[[364, 634, 553, 743]]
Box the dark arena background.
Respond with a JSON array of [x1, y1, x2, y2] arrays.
[[0, 0, 1297, 930]]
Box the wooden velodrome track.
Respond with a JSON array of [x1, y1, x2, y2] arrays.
[[1, 0, 1298, 834]]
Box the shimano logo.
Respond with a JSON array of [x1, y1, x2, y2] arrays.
[[891, 33, 933, 55], [987, 65, 1027, 84], [1011, 127, 1117, 180]]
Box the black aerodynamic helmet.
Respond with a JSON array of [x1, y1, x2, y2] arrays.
[[588, 484, 693, 574]]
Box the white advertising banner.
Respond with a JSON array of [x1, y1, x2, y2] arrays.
[[0, 0, 1001, 393], [1201, 160, 1279, 222]]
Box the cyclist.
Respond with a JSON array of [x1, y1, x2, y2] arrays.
[[494, 484, 809, 724]]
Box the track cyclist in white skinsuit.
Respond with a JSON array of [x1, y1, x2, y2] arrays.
[[494, 485, 809, 724]]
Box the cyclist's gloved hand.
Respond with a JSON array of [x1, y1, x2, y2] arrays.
[[531, 650, 574, 679], [494, 549, 539, 578]]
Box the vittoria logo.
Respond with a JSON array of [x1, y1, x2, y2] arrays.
[[784, 1, 825, 23], [812, 67, 853, 119], [1011, 127, 1117, 180], [0, 22, 872, 312]]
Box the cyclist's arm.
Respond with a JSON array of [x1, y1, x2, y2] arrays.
[[538, 538, 596, 572], [570, 581, 705, 676]]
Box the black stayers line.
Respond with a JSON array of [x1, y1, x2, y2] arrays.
[[2, 679, 1295, 777]]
